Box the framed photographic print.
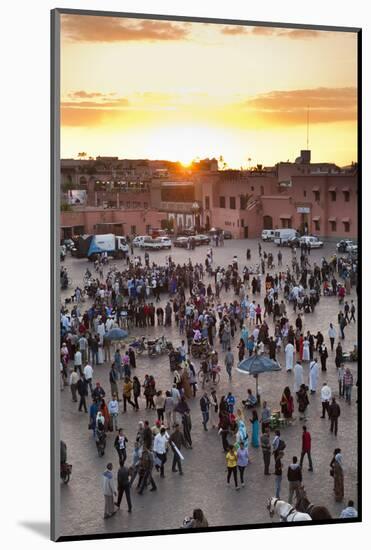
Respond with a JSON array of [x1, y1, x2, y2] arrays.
[[51, 8, 361, 542]]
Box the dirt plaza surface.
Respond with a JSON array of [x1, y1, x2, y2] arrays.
[[59, 238, 358, 536]]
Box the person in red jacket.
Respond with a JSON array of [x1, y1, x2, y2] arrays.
[[299, 425, 313, 471]]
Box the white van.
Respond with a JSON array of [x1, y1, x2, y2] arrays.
[[261, 229, 275, 241], [274, 229, 299, 246], [132, 236, 148, 248]]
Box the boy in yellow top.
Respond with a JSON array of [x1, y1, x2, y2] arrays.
[[226, 445, 240, 490], [122, 376, 136, 413]]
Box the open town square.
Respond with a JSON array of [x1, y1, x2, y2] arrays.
[[59, 237, 358, 535]]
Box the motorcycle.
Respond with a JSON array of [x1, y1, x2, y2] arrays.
[[60, 462, 72, 484], [148, 336, 173, 357], [130, 336, 147, 355]]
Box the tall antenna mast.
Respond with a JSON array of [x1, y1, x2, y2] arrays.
[[306, 105, 309, 149]]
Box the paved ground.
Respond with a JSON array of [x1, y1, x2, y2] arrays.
[[59, 238, 358, 537]]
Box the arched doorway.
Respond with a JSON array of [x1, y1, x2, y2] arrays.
[[263, 215, 273, 229], [205, 215, 210, 231]]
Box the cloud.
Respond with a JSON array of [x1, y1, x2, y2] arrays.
[[221, 25, 323, 39], [244, 87, 357, 125], [61, 15, 190, 42], [68, 91, 116, 99]]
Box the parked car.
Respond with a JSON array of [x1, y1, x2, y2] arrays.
[[174, 237, 189, 248], [337, 239, 357, 253], [143, 237, 163, 250], [178, 228, 196, 237], [194, 234, 211, 246], [156, 236, 172, 249], [299, 235, 324, 248], [261, 229, 275, 241], [132, 235, 148, 248]]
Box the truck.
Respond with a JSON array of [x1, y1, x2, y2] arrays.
[[72, 234, 129, 261], [274, 229, 299, 246]]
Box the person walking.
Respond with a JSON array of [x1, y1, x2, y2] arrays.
[[224, 347, 234, 381], [260, 427, 271, 475], [108, 394, 119, 432], [343, 368, 354, 404], [237, 441, 249, 487], [299, 425, 313, 471], [102, 463, 117, 519], [320, 382, 332, 418], [83, 363, 94, 395], [340, 500, 358, 518], [210, 389, 219, 428], [297, 384, 309, 421], [114, 429, 128, 466], [200, 392, 210, 431], [328, 323, 337, 351], [109, 363, 119, 398], [69, 367, 79, 402], [169, 423, 186, 475], [287, 456, 302, 504], [115, 463, 132, 513], [319, 344, 329, 372], [77, 373, 88, 412], [226, 445, 239, 490], [338, 364, 345, 398], [274, 451, 284, 498], [153, 426, 169, 478], [328, 397, 341, 436], [137, 446, 157, 494], [309, 358, 319, 394], [122, 376, 136, 412], [132, 376, 141, 410], [330, 448, 344, 502]]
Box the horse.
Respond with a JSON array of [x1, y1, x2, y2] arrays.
[[295, 485, 332, 520], [267, 497, 312, 522]]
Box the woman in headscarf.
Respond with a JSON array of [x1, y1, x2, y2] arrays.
[[250, 409, 260, 448], [100, 399, 110, 431], [330, 448, 344, 502], [181, 362, 193, 399], [235, 414, 249, 449], [280, 386, 294, 419]]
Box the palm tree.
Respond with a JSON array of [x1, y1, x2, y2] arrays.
[[77, 152, 87, 161]]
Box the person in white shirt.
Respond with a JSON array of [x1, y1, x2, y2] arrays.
[[83, 363, 94, 394], [328, 323, 337, 351], [74, 350, 82, 375], [69, 367, 79, 402], [320, 382, 332, 418], [108, 395, 119, 432], [78, 336, 88, 362], [153, 427, 169, 477]]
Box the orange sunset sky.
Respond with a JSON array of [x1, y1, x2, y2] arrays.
[[60, 14, 358, 167]]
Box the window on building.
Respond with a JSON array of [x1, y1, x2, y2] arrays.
[[219, 196, 226, 208], [330, 191, 337, 202], [314, 220, 320, 231], [229, 196, 236, 209], [143, 202, 148, 209], [241, 219, 244, 227], [205, 196, 210, 210], [281, 218, 292, 229], [131, 225, 136, 235], [330, 220, 337, 231], [251, 186, 254, 191], [303, 190, 307, 198], [343, 191, 350, 202], [343, 221, 350, 233], [314, 190, 320, 202], [126, 201, 131, 208]]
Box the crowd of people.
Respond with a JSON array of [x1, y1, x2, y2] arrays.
[[60, 238, 358, 524]]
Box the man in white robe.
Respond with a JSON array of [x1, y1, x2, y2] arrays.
[[309, 359, 319, 393], [294, 361, 304, 392], [285, 342, 295, 372]]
